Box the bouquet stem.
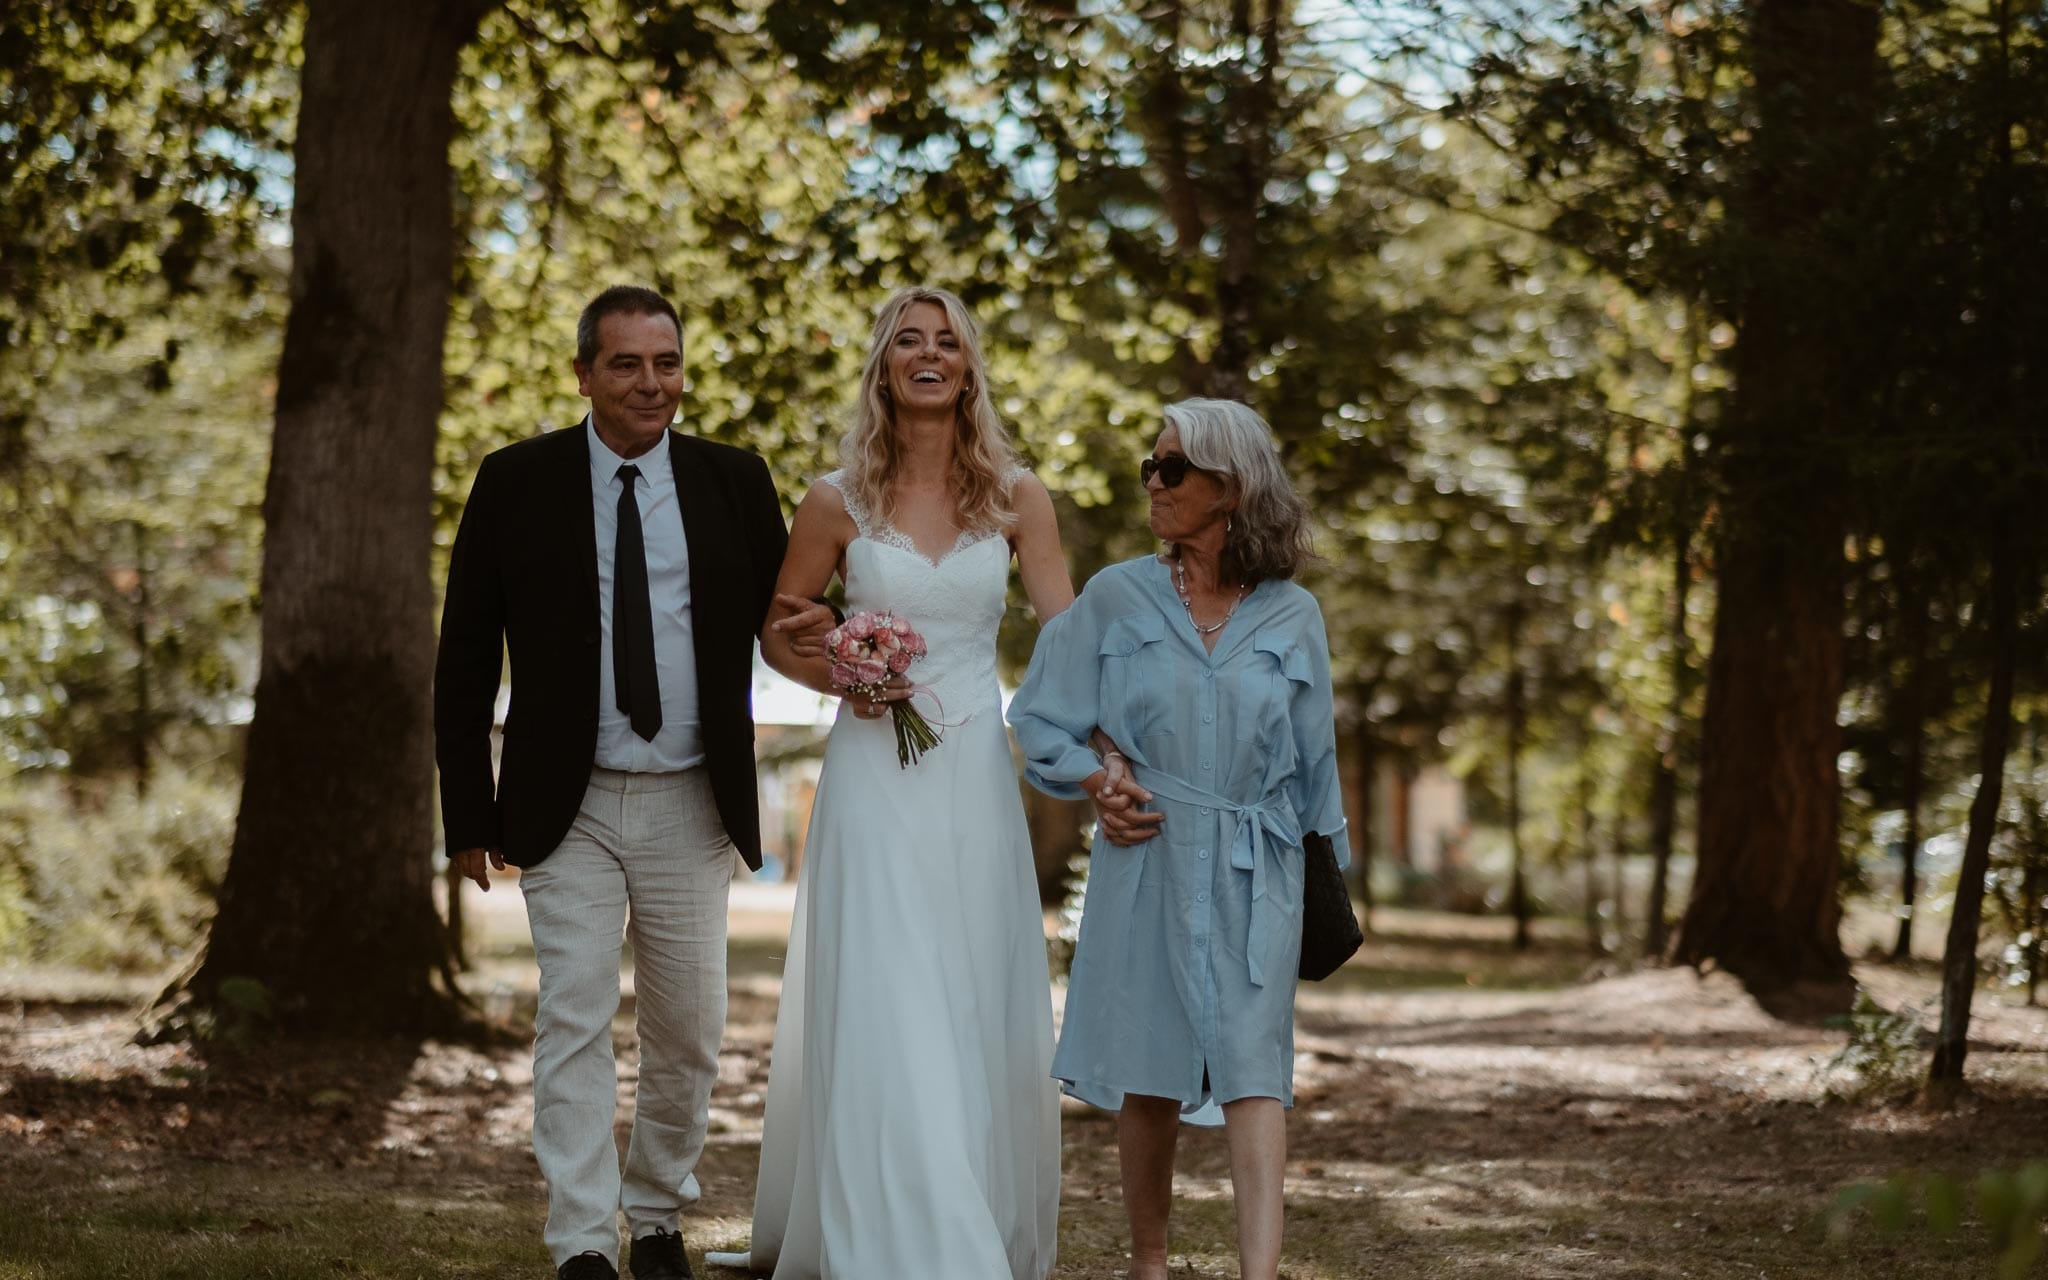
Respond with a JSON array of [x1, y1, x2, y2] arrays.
[[890, 701, 942, 768]]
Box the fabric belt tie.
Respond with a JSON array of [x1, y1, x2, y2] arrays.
[[1128, 764, 1301, 988]]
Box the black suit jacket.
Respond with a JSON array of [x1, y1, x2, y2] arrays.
[[433, 422, 788, 870]]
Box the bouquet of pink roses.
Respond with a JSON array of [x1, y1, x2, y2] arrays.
[[826, 610, 941, 767]]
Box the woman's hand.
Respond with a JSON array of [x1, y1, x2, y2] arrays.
[[849, 675, 913, 720], [1088, 753, 1162, 846]]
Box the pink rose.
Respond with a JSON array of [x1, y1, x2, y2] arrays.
[[824, 626, 844, 650], [875, 629, 901, 651], [844, 613, 875, 640], [887, 649, 914, 674], [830, 663, 858, 689], [856, 659, 888, 685], [891, 616, 912, 636]]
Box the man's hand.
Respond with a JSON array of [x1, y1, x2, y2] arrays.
[[451, 847, 506, 892], [770, 593, 839, 659], [1088, 754, 1162, 847]]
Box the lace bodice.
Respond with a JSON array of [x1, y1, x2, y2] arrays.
[[821, 469, 1018, 721]]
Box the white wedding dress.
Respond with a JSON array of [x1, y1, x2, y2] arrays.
[[708, 472, 1060, 1278]]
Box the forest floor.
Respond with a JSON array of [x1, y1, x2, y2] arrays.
[[2, 886, 2045, 1280]]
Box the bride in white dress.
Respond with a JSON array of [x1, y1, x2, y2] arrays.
[[709, 287, 1073, 1278]]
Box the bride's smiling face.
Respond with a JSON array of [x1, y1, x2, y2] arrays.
[[885, 301, 966, 415]]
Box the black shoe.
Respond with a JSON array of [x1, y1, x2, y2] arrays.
[[630, 1228, 693, 1280], [558, 1252, 617, 1280]]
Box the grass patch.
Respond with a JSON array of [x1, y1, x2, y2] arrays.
[[0, 1166, 541, 1280]]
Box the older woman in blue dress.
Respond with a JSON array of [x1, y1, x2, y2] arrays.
[[1009, 398, 1347, 1280]]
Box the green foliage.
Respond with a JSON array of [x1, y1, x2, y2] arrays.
[[1, 2, 1733, 948], [0, 268, 279, 777], [0, 0, 295, 442], [1822, 986, 1928, 1103], [0, 767, 235, 971], [1829, 1161, 2048, 1280], [1, 1, 289, 779], [442, 4, 879, 493], [7, 0, 2047, 1001]]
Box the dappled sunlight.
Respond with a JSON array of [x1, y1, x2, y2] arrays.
[[5, 908, 2047, 1277], [3, 0, 2045, 1277]]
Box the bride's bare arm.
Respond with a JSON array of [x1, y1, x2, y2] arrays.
[[761, 484, 854, 695], [1009, 472, 1075, 624]]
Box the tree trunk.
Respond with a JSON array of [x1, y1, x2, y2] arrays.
[[1506, 594, 1530, 951], [1026, 788, 1094, 903], [1933, 0, 2029, 1077], [1646, 325, 1699, 959], [189, 0, 488, 1034], [1645, 720, 1677, 954], [2025, 848, 2043, 1008], [1892, 575, 1930, 962], [1608, 803, 1628, 947], [2023, 720, 2043, 1008], [1390, 763, 1413, 869], [1930, 529, 2019, 1085], [445, 858, 469, 972], [131, 520, 152, 799], [1672, 0, 1877, 1003], [1351, 692, 1377, 929], [1579, 760, 1603, 957], [1210, 0, 1277, 398]]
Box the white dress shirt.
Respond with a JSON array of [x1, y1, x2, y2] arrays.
[[588, 418, 703, 771]]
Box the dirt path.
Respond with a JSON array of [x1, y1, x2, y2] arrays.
[[2, 901, 2045, 1279]]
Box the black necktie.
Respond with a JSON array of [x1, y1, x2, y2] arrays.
[[614, 464, 662, 741]]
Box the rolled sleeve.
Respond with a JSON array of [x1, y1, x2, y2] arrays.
[[1288, 601, 1349, 866], [1009, 600, 1107, 800]]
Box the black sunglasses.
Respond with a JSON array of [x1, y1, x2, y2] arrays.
[[1140, 454, 1202, 488]]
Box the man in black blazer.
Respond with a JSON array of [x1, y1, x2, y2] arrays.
[[434, 286, 830, 1280]]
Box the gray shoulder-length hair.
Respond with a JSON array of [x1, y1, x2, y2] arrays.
[[1164, 397, 1314, 585]]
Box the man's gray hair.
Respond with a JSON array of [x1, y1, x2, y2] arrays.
[[1165, 397, 1314, 584], [575, 286, 681, 367]]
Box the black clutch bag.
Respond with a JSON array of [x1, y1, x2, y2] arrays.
[[1298, 831, 1363, 981]]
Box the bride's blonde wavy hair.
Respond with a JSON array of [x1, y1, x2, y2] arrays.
[[839, 287, 1020, 533]]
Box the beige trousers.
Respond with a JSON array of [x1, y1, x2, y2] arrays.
[[520, 766, 736, 1267]]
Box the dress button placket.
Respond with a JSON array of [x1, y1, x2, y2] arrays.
[[1194, 662, 1218, 1000]]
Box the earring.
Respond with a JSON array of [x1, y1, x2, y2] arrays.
[[1226, 516, 1233, 537]]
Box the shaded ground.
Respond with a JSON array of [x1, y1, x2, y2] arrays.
[[1, 891, 2044, 1279]]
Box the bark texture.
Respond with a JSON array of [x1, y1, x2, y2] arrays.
[[1673, 0, 1878, 1001], [1646, 336, 1698, 958], [192, 0, 490, 1034], [1892, 582, 1929, 962], [1506, 592, 1529, 952], [1931, 532, 2018, 1083], [1350, 694, 1377, 925]]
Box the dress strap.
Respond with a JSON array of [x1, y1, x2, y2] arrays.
[[818, 469, 879, 543]]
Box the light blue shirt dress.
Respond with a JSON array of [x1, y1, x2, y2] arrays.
[[1009, 556, 1348, 1121]]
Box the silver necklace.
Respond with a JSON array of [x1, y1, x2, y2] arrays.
[[1174, 558, 1247, 635]]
